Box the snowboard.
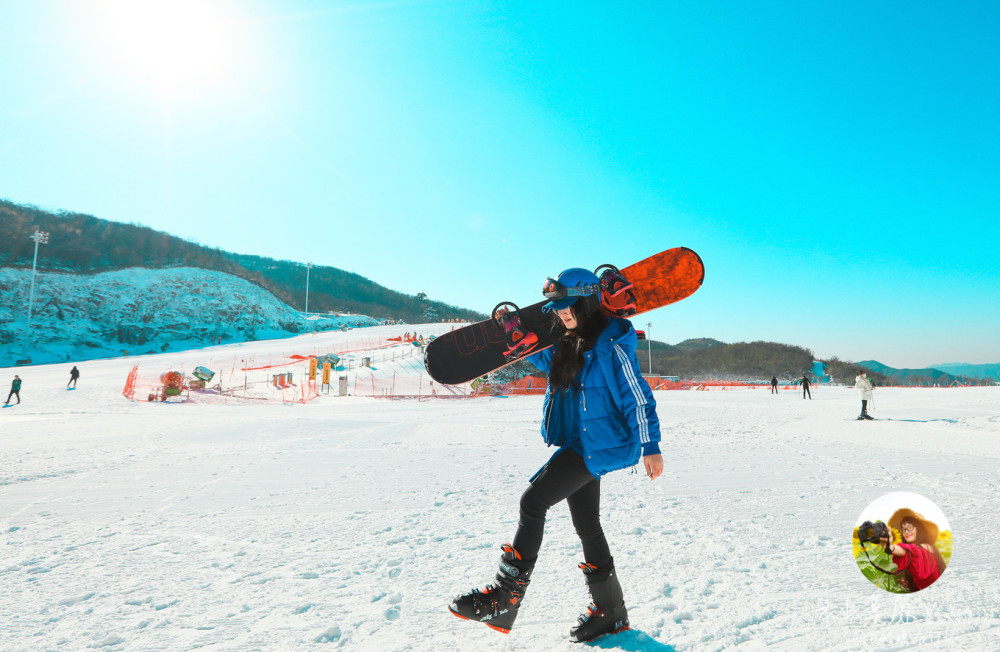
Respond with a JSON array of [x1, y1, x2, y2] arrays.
[[424, 247, 705, 385]]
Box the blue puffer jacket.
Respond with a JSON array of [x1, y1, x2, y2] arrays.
[[527, 317, 661, 478]]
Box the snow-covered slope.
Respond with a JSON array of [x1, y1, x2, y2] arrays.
[[0, 267, 382, 367], [2, 327, 999, 650]]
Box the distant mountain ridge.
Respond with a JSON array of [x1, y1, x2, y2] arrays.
[[929, 362, 1000, 381], [857, 360, 988, 386], [634, 341, 993, 386], [0, 199, 482, 323]]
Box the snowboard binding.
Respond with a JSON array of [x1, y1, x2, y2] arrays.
[[594, 264, 637, 317], [493, 302, 540, 360]]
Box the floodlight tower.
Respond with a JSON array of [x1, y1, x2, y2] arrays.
[[27, 230, 50, 325], [646, 321, 653, 375], [304, 262, 313, 316]]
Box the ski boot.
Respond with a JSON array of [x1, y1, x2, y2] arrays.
[[450, 544, 534, 634], [569, 560, 630, 643], [493, 302, 540, 360], [594, 264, 637, 317]]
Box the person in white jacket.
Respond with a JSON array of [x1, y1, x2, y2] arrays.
[[855, 372, 874, 420]]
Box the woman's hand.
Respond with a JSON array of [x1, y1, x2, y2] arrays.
[[880, 537, 901, 556], [643, 454, 663, 481]]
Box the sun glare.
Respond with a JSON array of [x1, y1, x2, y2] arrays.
[[98, 0, 237, 92]]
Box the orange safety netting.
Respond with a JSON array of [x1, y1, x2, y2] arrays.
[[500, 376, 547, 395], [499, 375, 696, 393], [122, 364, 138, 400], [239, 336, 423, 371], [687, 381, 800, 391], [122, 329, 811, 403], [123, 359, 322, 405], [121, 336, 433, 404], [353, 372, 477, 399]]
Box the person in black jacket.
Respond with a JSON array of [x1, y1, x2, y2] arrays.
[[5, 375, 21, 405], [68, 366, 80, 388], [801, 375, 811, 399]]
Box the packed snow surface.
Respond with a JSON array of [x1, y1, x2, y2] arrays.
[[2, 324, 999, 651]]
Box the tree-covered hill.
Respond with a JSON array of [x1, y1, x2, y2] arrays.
[[636, 338, 816, 381], [629, 337, 988, 386], [0, 199, 482, 323]]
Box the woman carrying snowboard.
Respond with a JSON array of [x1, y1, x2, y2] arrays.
[[450, 267, 663, 642]]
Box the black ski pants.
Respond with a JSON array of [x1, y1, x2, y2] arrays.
[[512, 449, 612, 568], [5, 390, 19, 404]]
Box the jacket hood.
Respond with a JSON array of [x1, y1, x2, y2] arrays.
[[593, 317, 636, 354]]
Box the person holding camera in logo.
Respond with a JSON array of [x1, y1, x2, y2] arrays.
[[879, 508, 946, 592]]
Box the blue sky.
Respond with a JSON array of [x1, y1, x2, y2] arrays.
[[2, 1, 998, 368]]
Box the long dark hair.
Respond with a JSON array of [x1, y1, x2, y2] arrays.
[[548, 302, 609, 392]]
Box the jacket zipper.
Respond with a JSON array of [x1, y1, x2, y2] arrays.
[[543, 395, 554, 444]]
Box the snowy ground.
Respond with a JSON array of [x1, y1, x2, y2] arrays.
[[2, 325, 999, 651]]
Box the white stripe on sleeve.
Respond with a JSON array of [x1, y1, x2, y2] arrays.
[[613, 344, 649, 444]]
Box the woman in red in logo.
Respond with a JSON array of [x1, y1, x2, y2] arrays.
[[881, 508, 947, 592]]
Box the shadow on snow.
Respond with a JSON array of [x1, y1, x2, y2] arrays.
[[586, 629, 676, 651]]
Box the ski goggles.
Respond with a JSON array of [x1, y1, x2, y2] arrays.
[[542, 278, 601, 301]]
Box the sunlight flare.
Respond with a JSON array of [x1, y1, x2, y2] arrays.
[[97, 0, 238, 91]]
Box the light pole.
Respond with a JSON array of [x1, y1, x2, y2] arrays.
[[304, 262, 312, 316], [646, 321, 653, 375], [27, 230, 49, 325]]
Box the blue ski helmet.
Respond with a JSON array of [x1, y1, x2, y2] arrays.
[[541, 268, 601, 312]]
